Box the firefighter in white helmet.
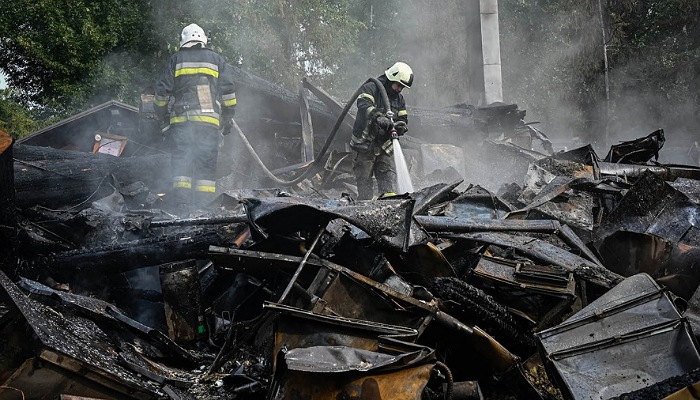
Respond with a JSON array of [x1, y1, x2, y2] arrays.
[[350, 62, 413, 200], [153, 23, 237, 216]]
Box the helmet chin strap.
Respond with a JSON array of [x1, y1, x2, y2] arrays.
[[386, 84, 399, 99]]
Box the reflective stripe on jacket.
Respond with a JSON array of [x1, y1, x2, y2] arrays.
[[154, 46, 236, 128]]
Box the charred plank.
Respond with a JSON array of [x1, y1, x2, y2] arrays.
[[13, 144, 170, 210], [0, 131, 19, 279], [34, 230, 228, 281]]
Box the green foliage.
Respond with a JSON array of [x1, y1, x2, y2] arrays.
[[195, 0, 368, 93], [500, 0, 700, 146], [605, 0, 700, 137], [0, 0, 159, 116], [0, 90, 37, 139], [0, 0, 382, 114]]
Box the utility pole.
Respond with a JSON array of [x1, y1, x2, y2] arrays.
[[465, 0, 503, 106], [368, 3, 375, 72], [598, 0, 610, 150]]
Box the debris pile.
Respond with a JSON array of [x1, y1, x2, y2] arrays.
[[3, 78, 700, 400]]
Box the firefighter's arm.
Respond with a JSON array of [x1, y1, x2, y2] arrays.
[[357, 84, 384, 130], [219, 61, 237, 135], [153, 59, 175, 123], [394, 101, 408, 135], [219, 61, 237, 118]]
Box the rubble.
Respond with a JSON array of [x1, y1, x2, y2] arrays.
[[2, 70, 700, 400]]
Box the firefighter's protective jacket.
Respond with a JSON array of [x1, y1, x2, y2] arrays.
[[350, 75, 408, 153], [153, 46, 237, 128]]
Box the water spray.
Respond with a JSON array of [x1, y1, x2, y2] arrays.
[[391, 128, 414, 194]]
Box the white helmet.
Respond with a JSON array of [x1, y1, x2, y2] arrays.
[[385, 62, 414, 88], [180, 23, 207, 48]]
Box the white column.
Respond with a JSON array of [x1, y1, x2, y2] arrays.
[[480, 0, 503, 104]]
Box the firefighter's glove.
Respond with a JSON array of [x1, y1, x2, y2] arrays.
[[394, 121, 407, 136], [222, 118, 234, 136], [375, 116, 392, 132]]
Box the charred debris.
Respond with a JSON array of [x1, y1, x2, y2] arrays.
[[2, 70, 700, 400]]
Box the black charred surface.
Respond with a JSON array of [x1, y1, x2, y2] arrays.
[[0, 271, 167, 398], [13, 144, 170, 209], [6, 79, 700, 400], [604, 128, 665, 164], [595, 170, 700, 246], [432, 276, 536, 356], [0, 131, 19, 279], [37, 230, 230, 282], [612, 368, 700, 400]]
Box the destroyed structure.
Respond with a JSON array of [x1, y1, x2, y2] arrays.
[[2, 65, 700, 400]]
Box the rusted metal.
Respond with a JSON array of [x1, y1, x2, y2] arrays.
[[7, 73, 700, 399], [266, 302, 434, 400]]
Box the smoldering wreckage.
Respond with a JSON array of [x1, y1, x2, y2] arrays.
[[2, 68, 700, 400]]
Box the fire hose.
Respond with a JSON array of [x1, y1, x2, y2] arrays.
[[231, 77, 391, 186]]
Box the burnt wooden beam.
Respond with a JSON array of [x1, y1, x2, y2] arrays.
[[299, 85, 314, 163], [0, 130, 19, 278], [35, 230, 228, 281], [13, 144, 170, 209], [302, 77, 355, 127]]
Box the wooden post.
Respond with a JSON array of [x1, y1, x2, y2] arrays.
[[159, 259, 205, 344], [0, 130, 19, 279]]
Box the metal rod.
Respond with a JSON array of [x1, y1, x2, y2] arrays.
[[277, 227, 325, 304]]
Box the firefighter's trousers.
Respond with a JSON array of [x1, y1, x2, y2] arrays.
[[169, 122, 220, 210], [352, 146, 396, 200]]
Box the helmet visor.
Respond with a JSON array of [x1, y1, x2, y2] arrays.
[[400, 74, 413, 88]]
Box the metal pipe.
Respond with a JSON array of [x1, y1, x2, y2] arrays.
[[415, 215, 560, 233]]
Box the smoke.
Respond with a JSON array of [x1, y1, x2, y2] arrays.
[[82, 0, 699, 197], [606, 55, 700, 164]]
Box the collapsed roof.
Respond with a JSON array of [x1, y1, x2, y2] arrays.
[[2, 67, 700, 400]]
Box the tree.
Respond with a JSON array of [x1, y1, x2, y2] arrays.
[[605, 0, 700, 144], [0, 90, 37, 139], [499, 0, 700, 153], [0, 0, 373, 116], [0, 0, 160, 116]]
